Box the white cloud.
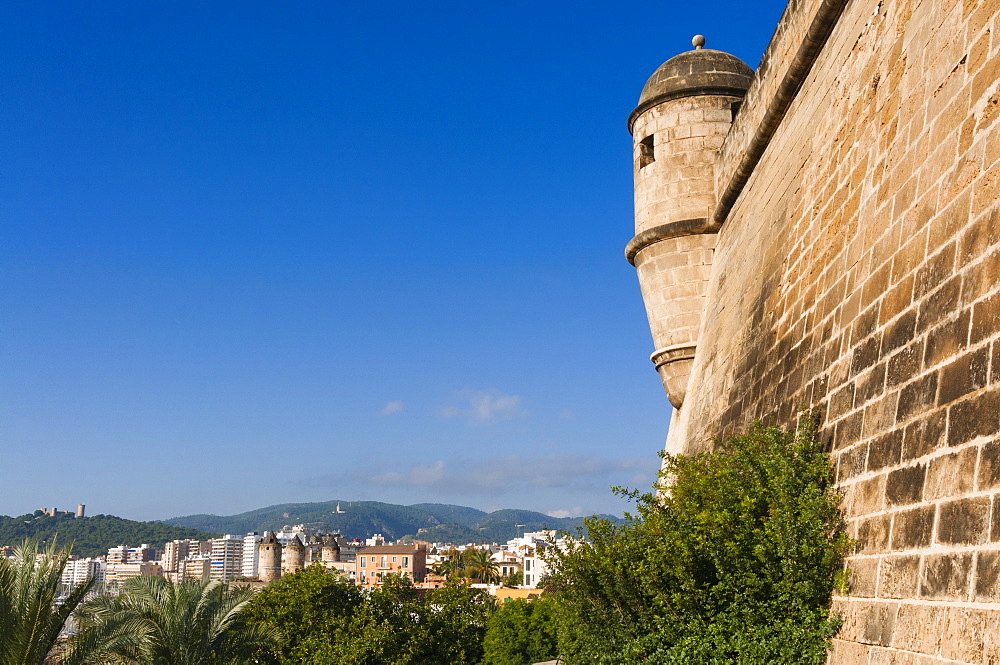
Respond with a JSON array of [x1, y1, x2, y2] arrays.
[[378, 400, 405, 416], [546, 506, 584, 518], [355, 454, 651, 495], [438, 389, 524, 423], [302, 453, 660, 516], [369, 461, 445, 487]]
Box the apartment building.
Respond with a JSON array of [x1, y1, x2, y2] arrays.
[[105, 562, 163, 589], [209, 534, 244, 582], [241, 532, 262, 579], [60, 558, 105, 591], [355, 544, 426, 589], [106, 543, 154, 565], [178, 557, 211, 583], [161, 539, 199, 574]]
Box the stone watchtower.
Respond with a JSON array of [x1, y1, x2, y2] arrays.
[[281, 534, 305, 575], [321, 535, 340, 564], [626, 36, 752, 451], [258, 531, 282, 583]]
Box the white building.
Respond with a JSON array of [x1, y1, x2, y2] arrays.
[[242, 533, 262, 579], [274, 525, 310, 545], [105, 562, 163, 589], [61, 558, 105, 591], [209, 535, 244, 582], [506, 531, 556, 589], [107, 543, 154, 565], [160, 539, 199, 574], [179, 557, 211, 583]]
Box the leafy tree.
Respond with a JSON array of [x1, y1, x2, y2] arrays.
[[500, 571, 523, 587], [481, 597, 559, 665], [547, 417, 850, 664], [407, 580, 494, 664], [431, 549, 462, 578], [245, 566, 493, 664], [0, 540, 102, 665], [243, 564, 364, 663], [73, 576, 277, 664], [460, 549, 500, 584]]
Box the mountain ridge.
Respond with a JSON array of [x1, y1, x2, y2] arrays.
[[0, 513, 215, 558], [163, 500, 622, 544]]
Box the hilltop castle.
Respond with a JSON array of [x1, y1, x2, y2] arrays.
[[628, 0, 1000, 662]]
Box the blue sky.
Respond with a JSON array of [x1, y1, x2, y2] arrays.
[[2, 2, 787, 521]]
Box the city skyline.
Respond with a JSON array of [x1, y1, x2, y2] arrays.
[[2, 2, 787, 520]]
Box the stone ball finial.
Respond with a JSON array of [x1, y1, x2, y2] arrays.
[[692, 35, 706, 49]]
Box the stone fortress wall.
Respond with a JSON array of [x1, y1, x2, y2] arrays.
[[628, 0, 1000, 661]]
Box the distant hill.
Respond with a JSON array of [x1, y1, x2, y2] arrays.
[[163, 501, 447, 540], [163, 500, 622, 544], [408, 503, 487, 527], [0, 513, 216, 558]]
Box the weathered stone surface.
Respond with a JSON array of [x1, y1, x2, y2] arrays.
[[890, 505, 935, 550], [857, 514, 892, 554], [885, 464, 926, 506], [974, 550, 1000, 602], [849, 475, 887, 517], [979, 438, 1000, 489], [920, 553, 973, 601], [891, 602, 946, 654], [901, 410, 946, 461], [869, 430, 904, 472], [627, 0, 1000, 657], [923, 310, 971, 368], [992, 494, 1000, 543], [878, 555, 920, 599], [937, 346, 990, 405], [936, 496, 990, 545], [827, 639, 871, 665], [924, 447, 977, 500], [896, 373, 939, 423], [947, 388, 1000, 446], [848, 556, 880, 597], [941, 606, 988, 662], [862, 601, 898, 647], [838, 444, 869, 482]]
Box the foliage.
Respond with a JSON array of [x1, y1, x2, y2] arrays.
[[243, 564, 363, 662], [0, 514, 214, 559], [71, 576, 278, 664], [501, 571, 523, 587], [245, 565, 494, 664], [430, 548, 500, 583], [0, 540, 97, 665], [481, 597, 559, 665], [546, 417, 850, 665], [460, 549, 501, 584]]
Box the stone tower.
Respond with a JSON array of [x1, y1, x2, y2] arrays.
[[627, 36, 752, 453], [321, 534, 340, 564], [258, 531, 282, 583], [281, 534, 305, 576]]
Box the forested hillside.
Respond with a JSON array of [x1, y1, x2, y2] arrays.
[[165, 500, 621, 543], [0, 513, 216, 558]]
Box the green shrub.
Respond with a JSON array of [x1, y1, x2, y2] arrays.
[[547, 415, 850, 664], [245, 567, 494, 664], [481, 597, 559, 665]]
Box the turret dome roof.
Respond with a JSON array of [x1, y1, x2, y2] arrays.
[[629, 46, 753, 132]]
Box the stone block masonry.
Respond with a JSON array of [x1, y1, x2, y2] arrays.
[[627, 0, 1000, 661]]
